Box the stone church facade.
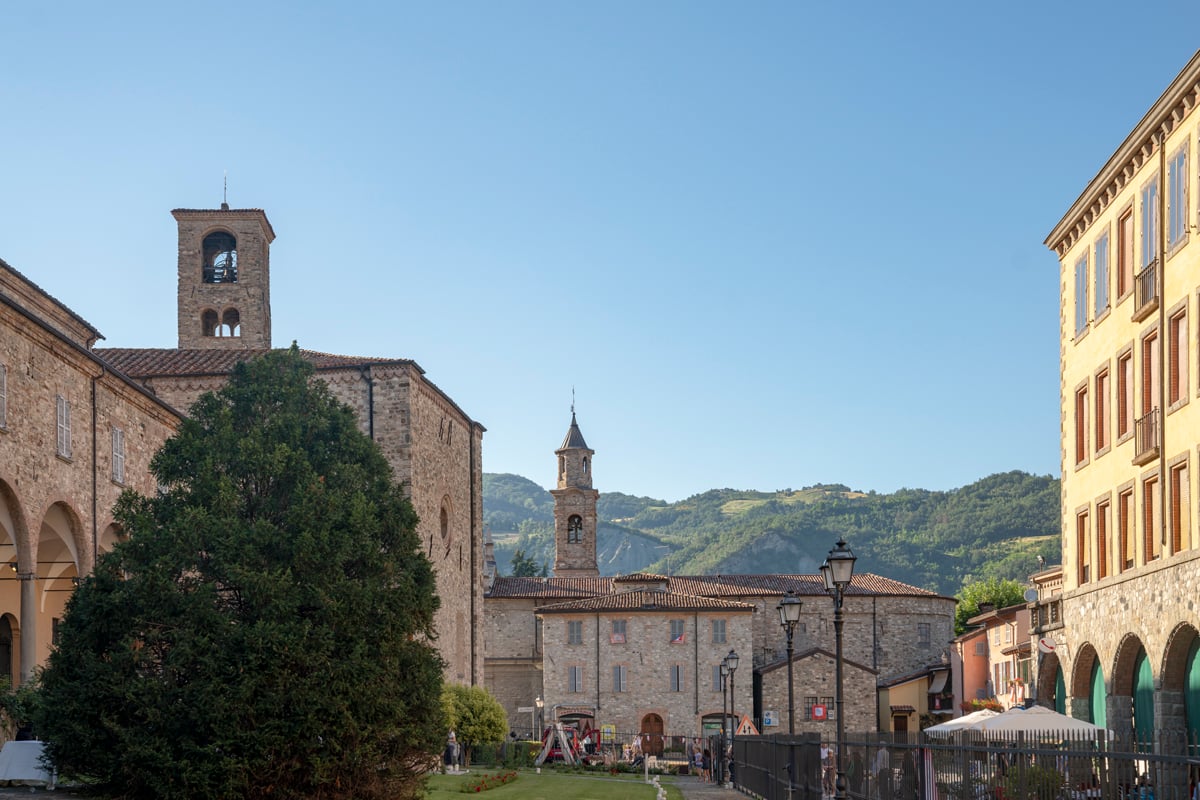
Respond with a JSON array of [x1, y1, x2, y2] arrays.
[[0, 204, 485, 686], [484, 415, 956, 744]]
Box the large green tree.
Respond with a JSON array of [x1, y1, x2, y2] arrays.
[[35, 347, 445, 800], [954, 577, 1028, 635]]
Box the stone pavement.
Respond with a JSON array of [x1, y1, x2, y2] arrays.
[[674, 773, 747, 800]]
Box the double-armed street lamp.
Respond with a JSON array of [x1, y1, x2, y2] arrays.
[[820, 539, 857, 800], [776, 590, 802, 735], [725, 649, 740, 787]]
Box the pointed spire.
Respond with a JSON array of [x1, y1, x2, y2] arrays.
[[559, 411, 589, 451]]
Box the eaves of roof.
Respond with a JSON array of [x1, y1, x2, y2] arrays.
[[0, 257, 104, 342], [536, 589, 755, 614]]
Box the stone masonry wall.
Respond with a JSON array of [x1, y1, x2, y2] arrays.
[[0, 304, 179, 676], [758, 651, 878, 736]]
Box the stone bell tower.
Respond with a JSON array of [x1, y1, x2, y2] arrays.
[[551, 411, 600, 577], [174, 203, 275, 349]]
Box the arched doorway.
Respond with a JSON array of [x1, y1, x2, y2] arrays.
[[640, 713, 664, 756], [1088, 660, 1107, 729]]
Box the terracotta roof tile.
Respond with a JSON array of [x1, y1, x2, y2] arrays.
[[538, 589, 756, 614], [94, 347, 418, 378], [487, 573, 947, 601]]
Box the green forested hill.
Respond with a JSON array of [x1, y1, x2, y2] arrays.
[[483, 470, 1060, 597]]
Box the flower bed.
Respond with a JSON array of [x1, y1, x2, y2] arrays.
[[460, 770, 519, 793]]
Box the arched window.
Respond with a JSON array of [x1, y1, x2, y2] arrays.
[[202, 231, 238, 283], [583, 457, 589, 474], [201, 309, 219, 337], [221, 308, 241, 337], [567, 515, 583, 543]]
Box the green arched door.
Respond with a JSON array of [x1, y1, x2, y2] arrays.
[[1133, 649, 1154, 747], [1088, 660, 1107, 729]]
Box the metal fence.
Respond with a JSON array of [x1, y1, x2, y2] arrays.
[[733, 730, 1200, 800]]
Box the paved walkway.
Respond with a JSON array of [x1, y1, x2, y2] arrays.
[[675, 774, 747, 800]]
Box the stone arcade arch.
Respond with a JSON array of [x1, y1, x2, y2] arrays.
[[1069, 642, 1105, 728], [1160, 623, 1200, 742], [1036, 648, 1063, 712], [35, 502, 84, 673], [1111, 632, 1152, 740]]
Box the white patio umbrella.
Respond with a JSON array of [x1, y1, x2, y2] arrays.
[[974, 705, 1104, 735], [923, 708, 1001, 736]]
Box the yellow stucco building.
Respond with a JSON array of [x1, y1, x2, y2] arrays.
[[1043, 50, 1200, 745]]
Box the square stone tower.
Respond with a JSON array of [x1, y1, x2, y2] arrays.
[[174, 206, 275, 349], [551, 412, 600, 577]]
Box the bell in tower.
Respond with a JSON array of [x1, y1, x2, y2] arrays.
[[551, 410, 600, 577], [174, 204, 275, 349]]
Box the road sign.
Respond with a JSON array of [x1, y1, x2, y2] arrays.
[[517, 706, 534, 713], [763, 710, 777, 727], [812, 704, 828, 721]]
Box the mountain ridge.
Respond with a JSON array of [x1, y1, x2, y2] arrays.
[[483, 470, 1060, 596]]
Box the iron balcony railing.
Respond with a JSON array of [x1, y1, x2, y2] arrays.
[[1134, 408, 1160, 465], [1133, 259, 1158, 320]]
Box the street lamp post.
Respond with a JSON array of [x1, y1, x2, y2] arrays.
[[719, 658, 730, 785], [776, 590, 802, 735], [726, 649, 739, 788], [820, 539, 857, 800]]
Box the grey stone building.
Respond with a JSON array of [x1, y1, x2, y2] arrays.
[[484, 414, 956, 743]]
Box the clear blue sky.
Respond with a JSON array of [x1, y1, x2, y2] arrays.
[[3, 3, 1197, 502]]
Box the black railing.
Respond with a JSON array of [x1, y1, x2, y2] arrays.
[[734, 728, 1200, 800], [1134, 260, 1158, 319], [1134, 409, 1159, 464]]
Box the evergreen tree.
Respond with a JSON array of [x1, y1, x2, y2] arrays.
[[35, 347, 445, 800]]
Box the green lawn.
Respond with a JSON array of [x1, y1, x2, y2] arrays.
[[425, 768, 683, 800]]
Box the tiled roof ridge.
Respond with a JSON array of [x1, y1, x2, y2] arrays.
[[487, 572, 948, 600], [537, 587, 756, 613]]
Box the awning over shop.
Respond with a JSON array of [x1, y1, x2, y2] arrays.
[[928, 669, 950, 694]]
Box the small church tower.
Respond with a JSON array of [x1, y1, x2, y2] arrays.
[[173, 204, 276, 349], [550, 411, 600, 577]]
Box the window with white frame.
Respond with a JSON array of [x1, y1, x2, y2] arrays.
[[1168, 144, 1189, 250], [112, 427, 126, 484], [56, 394, 71, 458], [669, 664, 683, 692], [613, 664, 627, 692], [711, 619, 726, 644], [567, 620, 583, 645], [1142, 176, 1160, 268], [568, 666, 583, 693]]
